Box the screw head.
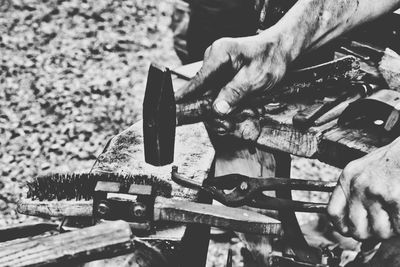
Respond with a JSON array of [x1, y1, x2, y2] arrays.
[[97, 201, 110, 216], [132, 203, 147, 218], [239, 182, 248, 191]]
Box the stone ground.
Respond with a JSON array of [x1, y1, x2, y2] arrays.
[[0, 0, 342, 266]]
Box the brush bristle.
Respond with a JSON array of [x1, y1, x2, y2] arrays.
[[26, 172, 172, 201]]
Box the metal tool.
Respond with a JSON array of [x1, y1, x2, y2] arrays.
[[92, 180, 283, 235], [143, 56, 359, 166], [171, 166, 336, 213], [293, 83, 379, 129]]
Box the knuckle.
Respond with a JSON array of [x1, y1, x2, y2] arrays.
[[343, 161, 360, 178], [228, 85, 246, 99], [212, 37, 235, 51], [203, 46, 211, 58], [326, 203, 340, 218]]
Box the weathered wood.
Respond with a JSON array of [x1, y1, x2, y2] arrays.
[[0, 221, 135, 267], [0, 222, 58, 242], [17, 199, 92, 217], [18, 197, 280, 235], [94, 121, 214, 202], [154, 196, 281, 235], [213, 137, 278, 266], [318, 123, 393, 168]]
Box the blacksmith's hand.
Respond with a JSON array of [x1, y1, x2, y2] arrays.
[[175, 30, 290, 116], [328, 138, 400, 240]]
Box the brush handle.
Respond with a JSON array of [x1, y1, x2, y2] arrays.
[[17, 199, 93, 217], [176, 96, 214, 126]]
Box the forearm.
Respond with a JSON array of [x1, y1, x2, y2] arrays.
[[263, 0, 400, 63]]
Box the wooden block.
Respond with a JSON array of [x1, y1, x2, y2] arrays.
[[0, 221, 135, 267], [0, 222, 58, 242], [154, 196, 281, 235]]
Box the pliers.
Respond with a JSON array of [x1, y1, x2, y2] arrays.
[[171, 166, 336, 213]]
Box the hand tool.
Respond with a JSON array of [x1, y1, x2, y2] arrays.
[[143, 56, 360, 166], [171, 166, 336, 213], [293, 83, 379, 129], [18, 172, 282, 235]]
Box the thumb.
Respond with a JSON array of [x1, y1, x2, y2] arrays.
[[213, 70, 249, 116]]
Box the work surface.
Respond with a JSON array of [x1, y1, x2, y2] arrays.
[[85, 59, 399, 265], [93, 59, 398, 207]]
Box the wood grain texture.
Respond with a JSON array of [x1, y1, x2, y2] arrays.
[[0, 222, 58, 242], [0, 221, 134, 267], [154, 196, 281, 235], [94, 121, 214, 202], [17, 199, 92, 217], [213, 138, 277, 266]]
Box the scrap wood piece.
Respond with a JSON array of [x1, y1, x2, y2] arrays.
[[155, 197, 282, 235], [0, 222, 58, 242], [318, 125, 394, 168], [0, 220, 137, 267]]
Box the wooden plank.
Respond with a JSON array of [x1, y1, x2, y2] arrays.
[[318, 122, 395, 168], [154, 197, 281, 235], [0, 221, 136, 267], [213, 138, 278, 266], [0, 222, 58, 242]]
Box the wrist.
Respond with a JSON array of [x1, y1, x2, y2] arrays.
[[257, 26, 302, 66]]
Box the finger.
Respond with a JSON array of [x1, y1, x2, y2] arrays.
[[175, 48, 232, 102], [327, 178, 350, 235], [213, 69, 251, 115], [367, 201, 393, 239], [347, 198, 370, 240]]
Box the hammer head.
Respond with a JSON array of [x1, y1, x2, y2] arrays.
[[143, 64, 176, 166]]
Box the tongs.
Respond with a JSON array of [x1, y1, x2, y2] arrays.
[[171, 166, 336, 213]]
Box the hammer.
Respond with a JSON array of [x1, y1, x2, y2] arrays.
[[143, 57, 359, 166], [143, 64, 214, 166]]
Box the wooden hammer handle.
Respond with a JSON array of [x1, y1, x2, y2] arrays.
[[176, 96, 214, 126]]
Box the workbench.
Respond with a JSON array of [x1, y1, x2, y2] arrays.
[[79, 50, 400, 266]]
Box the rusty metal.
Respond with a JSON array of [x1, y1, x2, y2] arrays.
[[171, 166, 335, 212]]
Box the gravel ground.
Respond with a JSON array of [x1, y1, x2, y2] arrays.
[[0, 0, 343, 266], [0, 0, 179, 226]]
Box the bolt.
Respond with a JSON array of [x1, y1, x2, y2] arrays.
[[132, 203, 147, 218], [172, 165, 178, 173], [97, 201, 110, 216], [240, 182, 248, 191]]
